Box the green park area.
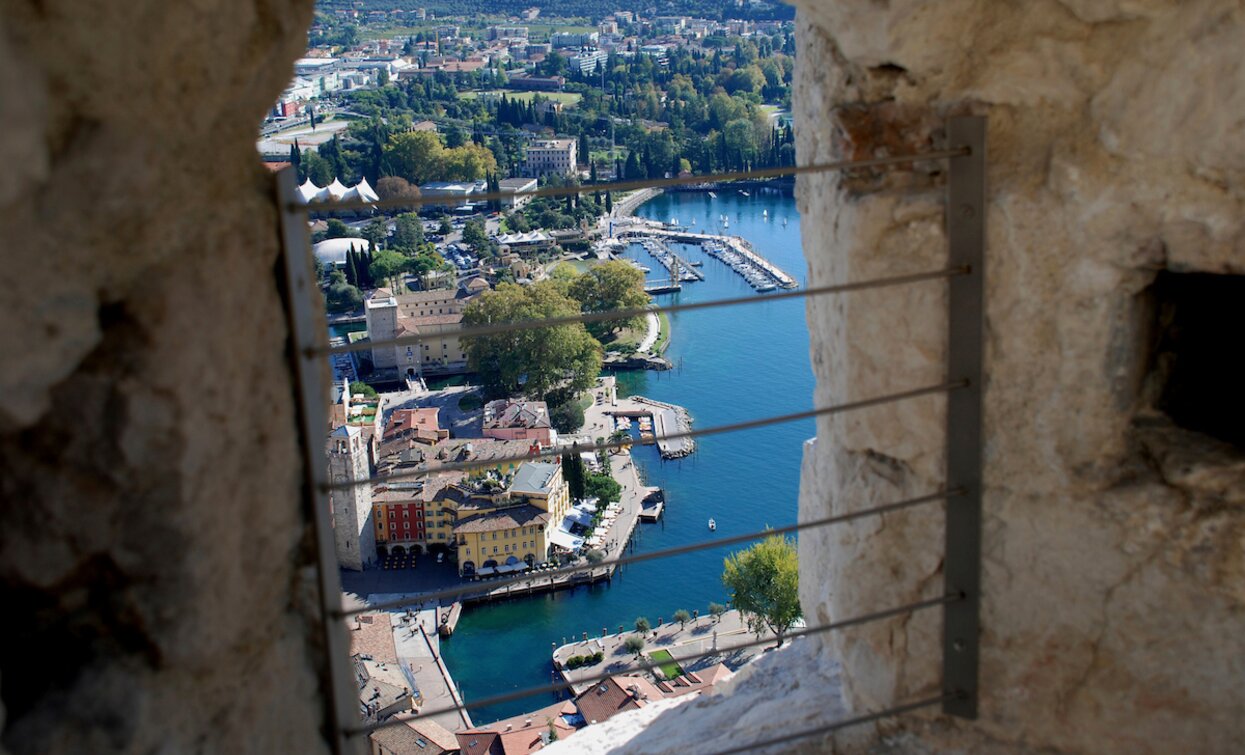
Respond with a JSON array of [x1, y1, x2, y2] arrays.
[[459, 90, 583, 105], [648, 649, 683, 680]]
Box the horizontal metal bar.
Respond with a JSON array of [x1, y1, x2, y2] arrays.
[[347, 593, 962, 737], [340, 487, 959, 616], [712, 694, 956, 755], [320, 266, 967, 355], [327, 380, 966, 493], [294, 148, 968, 214]]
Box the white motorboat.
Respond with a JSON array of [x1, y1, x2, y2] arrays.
[[708, 518, 717, 531], [708, 191, 717, 198]]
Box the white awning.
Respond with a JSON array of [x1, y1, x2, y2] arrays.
[[548, 529, 584, 551], [475, 566, 496, 576]]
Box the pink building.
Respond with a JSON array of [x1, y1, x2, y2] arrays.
[[482, 399, 556, 447]]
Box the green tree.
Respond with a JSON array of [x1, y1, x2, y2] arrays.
[[325, 281, 362, 313], [383, 130, 445, 185], [634, 617, 651, 634], [362, 218, 389, 249], [348, 381, 378, 398], [568, 260, 650, 339], [584, 549, 605, 564], [461, 282, 603, 399], [722, 535, 802, 647], [550, 400, 585, 433], [605, 191, 613, 214], [624, 635, 645, 658], [673, 609, 691, 629], [369, 249, 409, 290], [708, 602, 727, 623], [584, 473, 621, 504], [441, 142, 499, 181], [561, 451, 587, 499], [392, 213, 425, 250], [325, 219, 351, 239]]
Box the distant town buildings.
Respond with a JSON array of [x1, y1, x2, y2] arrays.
[[498, 177, 538, 210], [488, 25, 529, 40], [523, 138, 578, 177], [551, 31, 599, 48], [568, 49, 608, 76]]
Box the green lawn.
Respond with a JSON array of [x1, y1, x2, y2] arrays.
[[459, 90, 583, 105], [549, 258, 595, 275], [426, 374, 471, 390], [601, 321, 645, 354], [648, 649, 683, 680], [652, 311, 671, 354]]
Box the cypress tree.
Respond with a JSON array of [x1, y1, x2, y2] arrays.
[[605, 191, 613, 214], [344, 246, 357, 287]]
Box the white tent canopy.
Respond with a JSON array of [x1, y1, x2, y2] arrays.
[[296, 177, 381, 206]]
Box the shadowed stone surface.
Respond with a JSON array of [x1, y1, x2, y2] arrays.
[[0, 2, 328, 753]]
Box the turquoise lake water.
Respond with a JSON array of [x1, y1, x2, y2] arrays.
[[439, 188, 814, 723]]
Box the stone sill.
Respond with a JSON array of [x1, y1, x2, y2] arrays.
[[543, 636, 847, 754]]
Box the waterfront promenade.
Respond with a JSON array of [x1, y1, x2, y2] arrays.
[[551, 609, 774, 695]]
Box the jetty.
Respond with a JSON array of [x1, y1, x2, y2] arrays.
[[636, 237, 704, 283], [639, 489, 665, 521], [615, 219, 797, 291]]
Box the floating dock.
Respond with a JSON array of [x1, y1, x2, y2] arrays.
[[437, 601, 462, 638]]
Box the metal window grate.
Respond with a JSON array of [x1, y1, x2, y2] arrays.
[[276, 116, 985, 754]]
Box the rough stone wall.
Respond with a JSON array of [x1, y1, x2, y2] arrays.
[[791, 1, 1245, 753], [0, 2, 329, 753]]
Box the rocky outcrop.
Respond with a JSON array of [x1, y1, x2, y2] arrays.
[[0, 2, 327, 754]]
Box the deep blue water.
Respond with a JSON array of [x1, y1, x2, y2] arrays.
[[439, 189, 813, 723]]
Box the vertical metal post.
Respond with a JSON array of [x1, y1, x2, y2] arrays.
[[943, 116, 985, 719], [275, 168, 363, 754]]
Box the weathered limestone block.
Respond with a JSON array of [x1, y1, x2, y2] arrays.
[[789, 1, 1245, 753], [0, 1, 328, 753]]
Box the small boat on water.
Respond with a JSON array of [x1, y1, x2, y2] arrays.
[[738, 190, 750, 197], [781, 217, 788, 227], [707, 191, 717, 198], [723, 217, 730, 228], [708, 518, 717, 531], [762, 209, 768, 216]]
